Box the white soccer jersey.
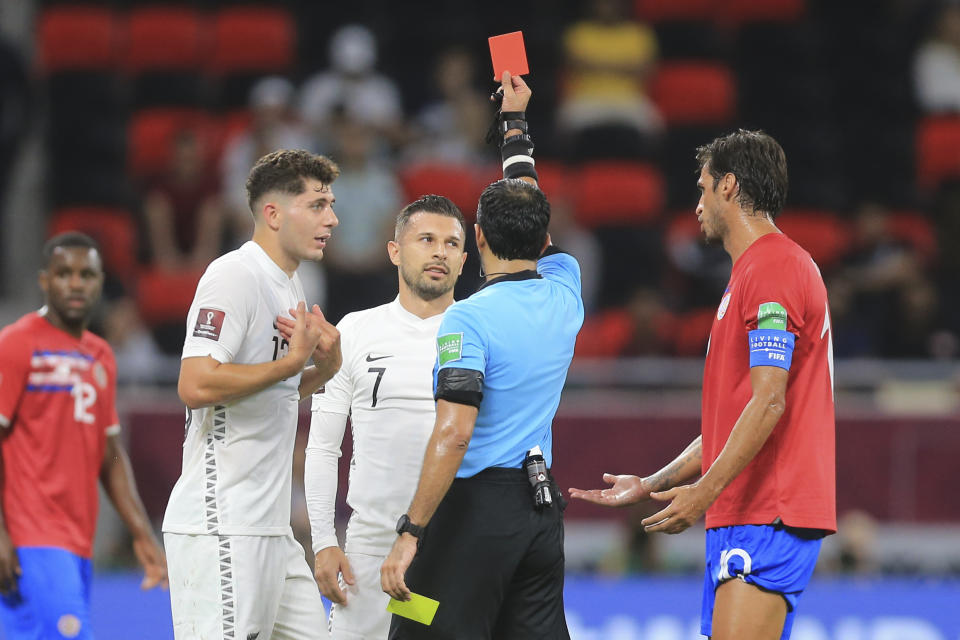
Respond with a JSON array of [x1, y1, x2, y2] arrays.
[[163, 241, 307, 537], [306, 298, 441, 556]]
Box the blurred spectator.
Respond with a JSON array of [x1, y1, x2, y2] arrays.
[[322, 113, 402, 321], [549, 196, 602, 313], [831, 202, 953, 358], [576, 288, 673, 357], [405, 47, 491, 165], [834, 510, 879, 574], [101, 298, 165, 385], [221, 76, 315, 244], [914, 2, 960, 112], [299, 24, 404, 152], [0, 35, 27, 202], [0, 35, 28, 289], [558, 0, 662, 145], [143, 128, 224, 270]]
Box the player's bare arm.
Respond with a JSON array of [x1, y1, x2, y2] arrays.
[[100, 434, 168, 590], [0, 445, 21, 595], [178, 301, 323, 408], [642, 366, 788, 534], [275, 304, 342, 398], [569, 435, 702, 508], [380, 400, 478, 601]]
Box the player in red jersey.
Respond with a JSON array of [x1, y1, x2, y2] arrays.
[[570, 130, 836, 640], [0, 232, 167, 639]]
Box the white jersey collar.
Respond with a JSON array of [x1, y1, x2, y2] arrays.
[[241, 241, 294, 286]]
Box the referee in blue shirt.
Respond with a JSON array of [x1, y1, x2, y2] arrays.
[[381, 71, 583, 639]]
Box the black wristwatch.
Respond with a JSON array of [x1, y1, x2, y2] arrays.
[[396, 514, 425, 549]]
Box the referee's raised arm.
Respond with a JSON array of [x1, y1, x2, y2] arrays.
[[497, 71, 537, 187]]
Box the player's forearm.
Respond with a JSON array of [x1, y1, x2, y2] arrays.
[[178, 356, 300, 409], [697, 393, 784, 502], [646, 435, 702, 493], [303, 444, 341, 553], [406, 402, 478, 526], [297, 366, 334, 400], [101, 440, 154, 540]]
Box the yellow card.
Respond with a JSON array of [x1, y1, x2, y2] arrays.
[[387, 592, 440, 626]]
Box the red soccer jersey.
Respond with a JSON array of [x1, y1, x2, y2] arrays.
[[702, 233, 836, 533], [0, 312, 120, 557]]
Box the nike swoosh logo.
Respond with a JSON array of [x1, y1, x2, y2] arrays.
[[366, 354, 393, 362]]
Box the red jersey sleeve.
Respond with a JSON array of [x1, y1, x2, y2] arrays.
[[0, 325, 31, 428], [737, 253, 806, 339]]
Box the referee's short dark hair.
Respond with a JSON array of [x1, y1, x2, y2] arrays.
[[395, 194, 465, 240], [476, 179, 550, 261], [41, 232, 101, 268], [696, 129, 788, 220], [246, 149, 340, 214]]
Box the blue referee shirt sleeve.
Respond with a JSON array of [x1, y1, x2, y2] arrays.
[[435, 303, 487, 381], [537, 250, 582, 299]]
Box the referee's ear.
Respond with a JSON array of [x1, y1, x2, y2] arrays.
[[540, 234, 552, 255], [474, 224, 486, 251]]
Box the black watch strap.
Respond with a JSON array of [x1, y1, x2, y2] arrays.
[[396, 514, 425, 541]]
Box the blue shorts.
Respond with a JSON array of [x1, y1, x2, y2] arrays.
[[701, 525, 822, 640], [0, 547, 94, 639]]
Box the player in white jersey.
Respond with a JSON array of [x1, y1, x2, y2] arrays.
[[292, 195, 467, 639], [163, 150, 343, 640]]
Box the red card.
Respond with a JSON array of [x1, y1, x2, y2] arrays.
[[488, 31, 529, 81]]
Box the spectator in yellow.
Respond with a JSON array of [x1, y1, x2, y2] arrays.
[[559, 0, 662, 138]]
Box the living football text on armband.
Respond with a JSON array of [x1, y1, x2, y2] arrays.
[[435, 368, 484, 408], [749, 301, 795, 370]]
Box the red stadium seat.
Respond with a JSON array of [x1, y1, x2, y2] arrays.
[[635, 0, 717, 22], [574, 162, 665, 227], [535, 162, 572, 202], [208, 7, 295, 74], [650, 62, 736, 126], [665, 211, 702, 245], [136, 268, 203, 326], [124, 7, 205, 73], [672, 307, 715, 356], [399, 163, 495, 222], [720, 0, 805, 25], [888, 212, 938, 262], [48, 207, 137, 278], [916, 116, 960, 189], [37, 6, 118, 73], [776, 209, 852, 269], [575, 310, 636, 357], [127, 108, 218, 178]]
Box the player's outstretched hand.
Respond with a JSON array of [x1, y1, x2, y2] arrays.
[[641, 483, 713, 535], [500, 70, 531, 113], [568, 473, 652, 508], [133, 532, 168, 590], [314, 547, 355, 605], [380, 534, 418, 601], [0, 531, 21, 595]]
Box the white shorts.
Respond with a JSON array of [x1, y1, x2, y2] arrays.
[[328, 552, 390, 640], [165, 532, 329, 640]]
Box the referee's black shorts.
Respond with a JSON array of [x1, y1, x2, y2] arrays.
[[388, 467, 569, 640]]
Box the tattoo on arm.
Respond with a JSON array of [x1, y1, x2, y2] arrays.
[[649, 436, 702, 492]]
